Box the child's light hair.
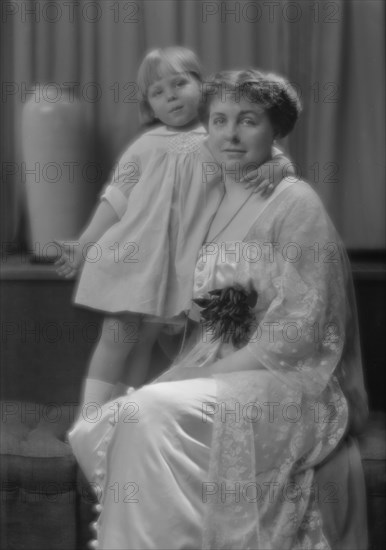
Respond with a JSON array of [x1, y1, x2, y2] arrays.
[[137, 46, 202, 126]]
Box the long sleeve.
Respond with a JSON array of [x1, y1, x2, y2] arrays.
[[200, 181, 368, 549], [242, 182, 367, 415]]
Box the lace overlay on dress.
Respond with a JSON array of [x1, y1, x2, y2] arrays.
[[73, 179, 367, 550], [192, 181, 366, 549]]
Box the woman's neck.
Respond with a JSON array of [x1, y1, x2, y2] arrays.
[[222, 175, 250, 200]]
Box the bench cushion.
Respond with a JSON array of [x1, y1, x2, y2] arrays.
[[0, 401, 78, 550], [358, 411, 386, 550]]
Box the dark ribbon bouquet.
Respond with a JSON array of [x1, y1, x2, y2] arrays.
[[193, 286, 258, 348]]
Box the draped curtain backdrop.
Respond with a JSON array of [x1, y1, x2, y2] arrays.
[[1, 0, 385, 250]]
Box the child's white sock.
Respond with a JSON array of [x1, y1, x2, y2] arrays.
[[82, 378, 115, 408]]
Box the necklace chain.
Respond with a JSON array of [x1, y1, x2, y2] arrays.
[[206, 188, 256, 243]]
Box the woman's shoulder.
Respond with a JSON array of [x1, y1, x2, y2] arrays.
[[268, 178, 339, 239], [279, 178, 326, 213], [283, 178, 320, 199]]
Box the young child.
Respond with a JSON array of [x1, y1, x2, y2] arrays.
[[55, 46, 294, 410]]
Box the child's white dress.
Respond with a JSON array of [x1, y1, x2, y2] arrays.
[[74, 125, 224, 319], [100, 125, 207, 220]]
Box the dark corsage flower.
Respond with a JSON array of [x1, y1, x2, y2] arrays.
[[193, 285, 258, 348]]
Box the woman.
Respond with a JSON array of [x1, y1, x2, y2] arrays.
[[71, 70, 368, 550]]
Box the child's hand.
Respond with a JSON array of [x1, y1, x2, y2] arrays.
[[242, 152, 297, 196], [54, 240, 83, 278]]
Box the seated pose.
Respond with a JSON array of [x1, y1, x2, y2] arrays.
[[69, 69, 368, 550]]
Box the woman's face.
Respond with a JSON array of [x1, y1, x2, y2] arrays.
[[207, 96, 275, 176]]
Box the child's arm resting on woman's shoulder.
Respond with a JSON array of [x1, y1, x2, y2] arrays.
[[243, 146, 297, 196]]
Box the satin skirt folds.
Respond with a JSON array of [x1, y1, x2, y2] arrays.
[[69, 375, 368, 550], [68, 378, 218, 550]]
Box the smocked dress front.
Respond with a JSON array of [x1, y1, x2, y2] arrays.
[[75, 134, 223, 319]]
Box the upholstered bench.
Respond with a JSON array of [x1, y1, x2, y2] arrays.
[[1, 400, 384, 550], [359, 411, 386, 550], [0, 401, 95, 550]]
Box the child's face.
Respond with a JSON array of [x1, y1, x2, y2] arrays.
[[147, 72, 201, 128]]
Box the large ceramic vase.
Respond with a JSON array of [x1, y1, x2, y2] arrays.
[[22, 85, 96, 261]]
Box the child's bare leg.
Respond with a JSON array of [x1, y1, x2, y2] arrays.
[[121, 321, 163, 388], [81, 313, 141, 406]]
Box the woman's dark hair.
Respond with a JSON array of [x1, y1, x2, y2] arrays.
[[200, 69, 302, 138]]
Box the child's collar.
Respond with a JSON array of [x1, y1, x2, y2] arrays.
[[144, 124, 207, 137]]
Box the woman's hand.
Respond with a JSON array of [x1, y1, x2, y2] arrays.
[[54, 240, 83, 278]]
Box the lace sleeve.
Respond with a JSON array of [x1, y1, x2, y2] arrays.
[[242, 182, 367, 409]]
